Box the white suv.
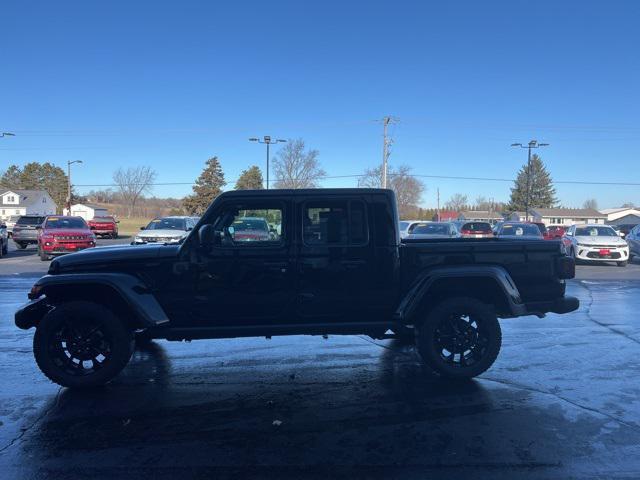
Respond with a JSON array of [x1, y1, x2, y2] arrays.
[[564, 224, 629, 267]]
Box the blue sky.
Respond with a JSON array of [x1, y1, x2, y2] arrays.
[[1, 0, 639, 209]]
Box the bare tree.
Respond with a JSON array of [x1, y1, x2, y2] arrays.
[[444, 193, 469, 212], [583, 198, 599, 210], [113, 166, 157, 217], [622, 202, 636, 208], [358, 164, 425, 217], [272, 139, 325, 189]]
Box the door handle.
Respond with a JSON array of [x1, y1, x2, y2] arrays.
[[264, 261, 288, 273], [341, 260, 365, 269]]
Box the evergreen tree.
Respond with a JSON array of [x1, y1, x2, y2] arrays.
[[508, 154, 557, 211], [235, 165, 264, 190], [183, 157, 226, 215]]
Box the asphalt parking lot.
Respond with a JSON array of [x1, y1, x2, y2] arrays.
[[0, 239, 639, 479]]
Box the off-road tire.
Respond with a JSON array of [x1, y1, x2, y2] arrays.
[[33, 301, 134, 388], [417, 297, 501, 379]]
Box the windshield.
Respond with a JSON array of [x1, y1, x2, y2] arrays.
[[232, 218, 268, 231], [499, 224, 542, 237], [412, 224, 450, 235], [575, 226, 618, 237], [146, 218, 186, 230], [45, 217, 88, 229], [16, 216, 45, 226], [461, 222, 492, 233]]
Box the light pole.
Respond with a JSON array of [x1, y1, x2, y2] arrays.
[[249, 136, 286, 189], [0, 132, 15, 138], [511, 140, 549, 221], [66, 160, 83, 212]]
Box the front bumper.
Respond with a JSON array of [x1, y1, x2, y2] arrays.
[[575, 245, 629, 262], [42, 241, 95, 255], [15, 297, 51, 329]]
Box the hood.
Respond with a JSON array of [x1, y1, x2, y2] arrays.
[[574, 235, 626, 246], [136, 229, 187, 238], [50, 243, 180, 271], [44, 228, 93, 236]]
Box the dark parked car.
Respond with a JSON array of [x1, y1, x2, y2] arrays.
[[12, 215, 46, 249], [0, 221, 7, 257], [495, 222, 544, 240], [16, 189, 578, 388], [457, 221, 494, 238], [626, 224, 640, 262]]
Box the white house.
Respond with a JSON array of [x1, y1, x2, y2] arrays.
[[600, 207, 640, 226], [0, 189, 57, 221], [529, 208, 606, 227], [63, 203, 109, 221]]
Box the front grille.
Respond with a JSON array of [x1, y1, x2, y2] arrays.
[[54, 235, 88, 241], [586, 251, 621, 259]]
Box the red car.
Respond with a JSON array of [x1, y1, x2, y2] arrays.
[[37, 216, 96, 261], [547, 225, 566, 239], [87, 216, 119, 238]]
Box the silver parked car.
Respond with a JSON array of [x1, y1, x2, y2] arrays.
[[398, 220, 424, 239], [12, 215, 46, 249], [405, 222, 459, 239], [133, 216, 196, 244]]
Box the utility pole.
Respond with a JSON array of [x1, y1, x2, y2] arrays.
[[511, 140, 549, 221], [66, 160, 83, 213], [381, 116, 398, 188], [249, 136, 287, 189], [436, 188, 440, 222]]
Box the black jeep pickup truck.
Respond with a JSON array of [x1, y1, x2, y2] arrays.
[[16, 188, 578, 388]]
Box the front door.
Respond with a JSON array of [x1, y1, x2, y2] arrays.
[[191, 199, 296, 327]]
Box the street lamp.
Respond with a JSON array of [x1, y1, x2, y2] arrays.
[[66, 160, 83, 212], [249, 136, 286, 189], [0, 132, 15, 138], [511, 140, 549, 222]]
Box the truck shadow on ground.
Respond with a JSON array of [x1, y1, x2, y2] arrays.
[[18, 339, 609, 479]]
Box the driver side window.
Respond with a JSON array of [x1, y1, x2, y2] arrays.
[[214, 204, 284, 247]]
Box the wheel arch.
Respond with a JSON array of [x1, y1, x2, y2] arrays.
[[33, 273, 169, 330], [396, 266, 522, 325]]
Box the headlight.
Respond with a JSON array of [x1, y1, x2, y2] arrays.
[[134, 236, 142, 242]]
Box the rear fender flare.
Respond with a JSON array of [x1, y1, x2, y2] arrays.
[[395, 266, 523, 323]]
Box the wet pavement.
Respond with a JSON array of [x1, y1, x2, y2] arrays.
[[1, 273, 640, 479]]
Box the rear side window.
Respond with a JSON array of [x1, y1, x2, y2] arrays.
[[303, 200, 368, 246], [16, 216, 45, 226], [461, 222, 492, 233]]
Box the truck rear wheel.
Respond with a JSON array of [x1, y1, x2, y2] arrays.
[[416, 297, 501, 379], [33, 301, 134, 388]]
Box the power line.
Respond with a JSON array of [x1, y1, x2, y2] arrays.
[[73, 173, 640, 188]]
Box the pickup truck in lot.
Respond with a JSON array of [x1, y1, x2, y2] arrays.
[[15, 189, 579, 388]]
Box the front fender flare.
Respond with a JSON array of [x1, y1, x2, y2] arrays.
[[21, 273, 169, 329], [394, 265, 524, 323]]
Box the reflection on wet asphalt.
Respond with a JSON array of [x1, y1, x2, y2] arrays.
[[1, 275, 640, 479]]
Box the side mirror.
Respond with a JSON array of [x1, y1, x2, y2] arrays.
[[90, 226, 96, 230], [140, 226, 146, 230], [116, 220, 120, 224], [186, 226, 193, 231], [198, 224, 216, 247], [226, 226, 235, 237]]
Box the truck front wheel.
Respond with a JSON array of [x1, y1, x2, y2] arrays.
[[33, 301, 134, 388], [416, 297, 501, 379]]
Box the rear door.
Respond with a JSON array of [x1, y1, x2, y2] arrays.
[[297, 196, 379, 323]]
